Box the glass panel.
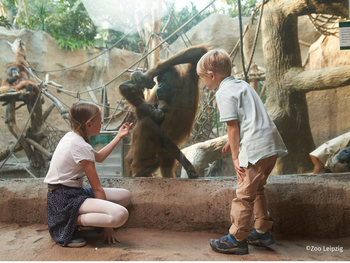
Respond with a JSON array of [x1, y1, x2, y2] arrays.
[[0, 0, 349, 180]]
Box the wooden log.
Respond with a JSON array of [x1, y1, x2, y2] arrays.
[[4, 99, 38, 167], [0, 143, 23, 162], [25, 138, 52, 159], [180, 135, 229, 178], [0, 91, 32, 102], [41, 89, 69, 120], [42, 102, 55, 122]]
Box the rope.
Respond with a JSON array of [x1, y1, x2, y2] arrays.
[[246, 0, 264, 74], [0, 128, 37, 178], [191, 0, 268, 143], [1, 0, 217, 175], [237, 0, 248, 83], [308, 13, 350, 37], [0, 83, 43, 171], [31, 15, 149, 74], [99, 0, 217, 89], [25, 0, 216, 98], [164, 2, 193, 47]]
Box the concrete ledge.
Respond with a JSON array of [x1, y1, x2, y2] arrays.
[[0, 174, 349, 238]]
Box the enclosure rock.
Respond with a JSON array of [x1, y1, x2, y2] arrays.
[[305, 35, 350, 148], [0, 27, 141, 150], [1, 175, 349, 238], [165, 14, 320, 73]]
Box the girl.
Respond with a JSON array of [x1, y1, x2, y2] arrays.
[[44, 101, 133, 247]]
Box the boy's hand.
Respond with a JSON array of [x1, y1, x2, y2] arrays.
[[233, 158, 245, 182], [222, 141, 231, 154]]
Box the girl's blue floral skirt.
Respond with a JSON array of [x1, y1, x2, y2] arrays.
[[46, 184, 94, 247]]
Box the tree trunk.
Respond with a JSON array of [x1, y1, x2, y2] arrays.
[[12, 0, 24, 28], [262, 0, 348, 174], [23, 0, 29, 24], [0, 2, 7, 17]]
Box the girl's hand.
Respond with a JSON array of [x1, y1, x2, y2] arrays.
[[222, 141, 231, 154], [233, 158, 245, 182], [104, 227, 120, 244], [117, 122, 133, 139]]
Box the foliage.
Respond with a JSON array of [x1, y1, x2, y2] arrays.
[[161, 1, 211, 45], [0, 0, 258, 52], [0, 15, 13, 29], [95, 29, 144, 52], [219, 0, 258, 17], [94, 1, 211, 52], [49, 0, 97, 51], [1, 0, 97, 51]]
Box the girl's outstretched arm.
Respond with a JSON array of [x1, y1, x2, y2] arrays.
[[94, 122, 133, 163]]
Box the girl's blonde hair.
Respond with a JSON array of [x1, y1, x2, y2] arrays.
[[197, 49, 232, 77], [69, 101, 100, 143]]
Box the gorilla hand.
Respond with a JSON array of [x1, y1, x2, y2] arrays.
[[153, 108, 165, 125], [144, 69, 158, 89], [131, 71, 147, 90]]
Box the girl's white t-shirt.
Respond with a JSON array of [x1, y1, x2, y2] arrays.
[[215, 76, 288, 168], [44, 132, 95, 187]]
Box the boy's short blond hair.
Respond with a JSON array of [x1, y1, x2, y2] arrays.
[[197, 49, 232, 77]]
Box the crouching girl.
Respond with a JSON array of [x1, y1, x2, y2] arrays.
[[44, 101, 132, 247]]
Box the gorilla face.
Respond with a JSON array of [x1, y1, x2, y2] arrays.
[[8, 66, 20, 79], [337, 146, 350, 163], [156, 70, 174, 101]]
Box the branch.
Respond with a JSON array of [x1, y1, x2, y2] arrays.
[[180, 135, 229, 178], [0, 143, 22, 162], [285, 65, 350, 92], [281, 0, 348, 18], [0, 91, 32, 102], [26, 138, 52, 159]]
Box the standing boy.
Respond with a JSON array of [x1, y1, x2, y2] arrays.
[[197, 49, 288, 255]]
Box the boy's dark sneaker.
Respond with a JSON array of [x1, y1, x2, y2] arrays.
[[210, 234, 248, 255], [247, 229, 275, 247]]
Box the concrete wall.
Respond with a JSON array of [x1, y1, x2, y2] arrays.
[[0, 174, 349, 238]]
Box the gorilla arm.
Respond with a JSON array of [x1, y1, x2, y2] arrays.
[[119, 72, 164, 124], [145, 45, 208, 86], [119, 71, 150, 108], [139, 115, 199, 178], [119, 45, 208, 104]]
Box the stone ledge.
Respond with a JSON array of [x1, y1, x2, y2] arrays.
[[0, 174, 349, 238]]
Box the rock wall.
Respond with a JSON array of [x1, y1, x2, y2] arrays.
[[0, 27, 141, 150], [304, 35, 350, 148], [0, 175, 349, 238]]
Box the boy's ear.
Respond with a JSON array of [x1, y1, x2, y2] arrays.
[[208, 71, 215, 80]]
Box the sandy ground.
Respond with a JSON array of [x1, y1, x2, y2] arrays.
[[0, 223, 349, 261]]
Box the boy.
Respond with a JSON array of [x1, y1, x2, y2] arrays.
[[197, 49, 288, 255]]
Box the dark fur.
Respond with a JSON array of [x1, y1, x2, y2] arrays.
[[119, 45, 208, 178]]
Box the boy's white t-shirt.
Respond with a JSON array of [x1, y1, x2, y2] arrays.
[[215, 76, 288, 168], [44, 132, 95, 187]]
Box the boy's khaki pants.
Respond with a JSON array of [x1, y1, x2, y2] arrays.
[[229, 154, 277, 240]]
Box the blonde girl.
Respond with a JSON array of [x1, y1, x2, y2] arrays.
[[44, 101, 132, 247]]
